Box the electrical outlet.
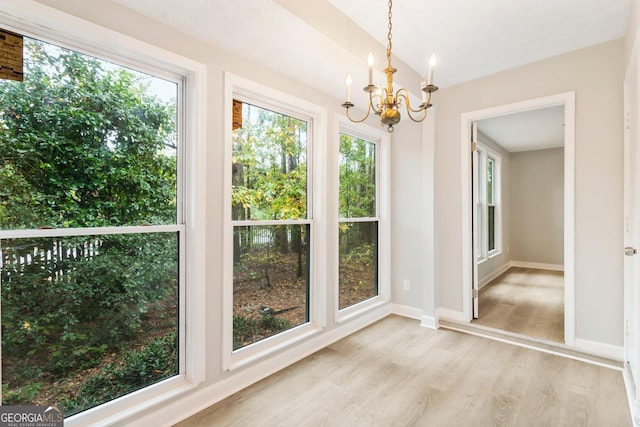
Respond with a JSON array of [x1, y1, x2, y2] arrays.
[[403, 279, 410, 291]]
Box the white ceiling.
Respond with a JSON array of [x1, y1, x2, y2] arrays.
[[110, 0, 629, 149], [477, 106, 565, 153], [328, 0, 631, 88]]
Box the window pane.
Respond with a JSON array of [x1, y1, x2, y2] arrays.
[[232, 101, 308, 221], [339, 221, 378, 309], [487, 157, 495, 204], [1, 232, 179, 416], [233, 224, 309, 349], [477, 149, 483, 197], [339, 134, 376, 218], [477, 204, 482, 256], [0, 38, 178, 229], [488, 205, 496, 251]]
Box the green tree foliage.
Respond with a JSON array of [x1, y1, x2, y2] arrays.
[[339, 134, 376, 219], [231, 101, 308, 266], [0, 38, 178, 412], [0, 39, 177, 229], [231, 103, 307, 221], [339, 133, 376, 245]]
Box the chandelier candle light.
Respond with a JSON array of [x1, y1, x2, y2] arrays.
[[342, 0, 438, 132]]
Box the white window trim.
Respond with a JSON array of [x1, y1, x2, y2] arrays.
[[0, 2, 207, 425], [335, 120, 391, 323], [223, 73, 328, 371], [476, 142, 502, 262], [486, 154, 500, 258], [476, 146, 486, 263]]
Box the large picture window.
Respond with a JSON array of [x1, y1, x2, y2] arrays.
[[230, 100, 311, 350], [338, 133, 378, 309], [0, 36, 183, 416]]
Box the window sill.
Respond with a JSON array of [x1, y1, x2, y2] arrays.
[[337, 296, 389, 324], [228, 322, 322, 371], [65, 375, 199, 427]]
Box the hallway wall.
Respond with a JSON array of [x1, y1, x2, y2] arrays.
[[510, 148, 564, 266]]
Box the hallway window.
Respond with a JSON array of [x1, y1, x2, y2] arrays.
[[487, 156, 496, 252], [338, 133, 378, 309], [477, 145, 501, 260], [0, 36, 183, 415]]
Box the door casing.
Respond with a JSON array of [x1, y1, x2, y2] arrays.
[[623, 26, 640, 417], [460, 92, 576, 346]]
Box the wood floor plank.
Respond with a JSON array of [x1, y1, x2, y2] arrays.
[[474, 267, 564, 342], [175, 316, 631, 427]]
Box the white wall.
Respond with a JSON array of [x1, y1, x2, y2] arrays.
[[436, 39, 624, 346], [390, 121, 429, 309], [510, 148, 564, 266], [626, 0, 640, 65]]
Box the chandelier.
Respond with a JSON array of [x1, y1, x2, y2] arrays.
[[341, 0, 438, 132]]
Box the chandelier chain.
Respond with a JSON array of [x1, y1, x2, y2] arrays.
[[386, 0, 393, 68]]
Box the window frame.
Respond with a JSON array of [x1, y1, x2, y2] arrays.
[[223, 73, 328, 370], [474, 147, 487, 262], [486, 155, 497, 253], [335, 120, 390, 323], [0, 4, 207, 426], [476, 143, 502, 262]]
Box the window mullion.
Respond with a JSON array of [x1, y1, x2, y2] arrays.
[[338, 217, 379, 223], [232, 219, 312, 228], [0, 224, 183, 240]]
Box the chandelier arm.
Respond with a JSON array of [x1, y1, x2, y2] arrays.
[[405, 106, 429, 123], [397, 91, 432, 114], [344, 102, 373, 124], [370, 89, 384, 114]]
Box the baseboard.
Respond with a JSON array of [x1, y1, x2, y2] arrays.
[[420, 314, 438, 329], [133, 304, 390, 426], [389, 304, 438, 329], [574, 338, 624, 361], [623, 363, 640, 426], [479, 262, 511, 289], [436, 307, 469, 324], [510, 260, 564, 271], [390, 303, 423, 320]]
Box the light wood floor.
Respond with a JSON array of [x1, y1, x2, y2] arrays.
[[175, 315, 630, 427], [473, 267, 564, 343]]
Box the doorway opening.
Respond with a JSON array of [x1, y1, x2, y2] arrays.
[[460, 92, 576, 347]]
